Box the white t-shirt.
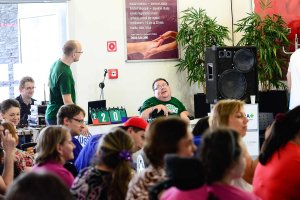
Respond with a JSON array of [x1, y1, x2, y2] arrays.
[[288, 49, 300, 110]]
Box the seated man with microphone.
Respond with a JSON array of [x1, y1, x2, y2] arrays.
[[139, 78, 190, 121]]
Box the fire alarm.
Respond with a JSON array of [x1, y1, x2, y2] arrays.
[[108, 69, 118, 79], [107, 41, 117, 52]]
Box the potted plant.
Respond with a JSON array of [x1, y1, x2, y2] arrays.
[[235, 0, 290, 114], [176, 7, 230, 118], [176, 7, 230, 91]]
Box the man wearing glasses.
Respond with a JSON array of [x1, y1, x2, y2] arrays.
[[57, 104, 86, 162], [139, 78, 190, 121], [57, 104, 86, 176], [46, 40, 83, 125], [16, 76, 36, 127]]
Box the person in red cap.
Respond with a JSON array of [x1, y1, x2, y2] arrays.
[[74, 117, 148, 172]]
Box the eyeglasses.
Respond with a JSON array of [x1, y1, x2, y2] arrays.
[[24, 87, 35, 90], [75, 51, 83, 54], [72, 118, 85, 124], [154, 83, 168, 90]]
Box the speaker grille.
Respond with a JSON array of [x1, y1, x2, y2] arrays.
[[233, 49, 256, 73], [218, 69, 247, 99], [205, 46, 257, 104]]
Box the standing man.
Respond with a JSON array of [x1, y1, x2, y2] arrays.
[[15, 76, 36, 127], [139, 78, 190, 121], [287, 48, 300, 110], [46, 40, 83, 125]]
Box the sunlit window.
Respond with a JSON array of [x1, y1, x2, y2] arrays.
[[0, 3, 67, 102]]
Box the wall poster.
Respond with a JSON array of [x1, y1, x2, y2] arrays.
[[254, 0, 300, 52], [125, 0, 178, 61]]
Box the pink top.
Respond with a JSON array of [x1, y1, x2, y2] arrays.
[[161, 184, 260, 200], [253, 142, 300, 200], [32, 160, 74, 188]]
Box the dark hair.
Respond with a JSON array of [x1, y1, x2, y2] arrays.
[[259, 106, 300, 165], [62, 40, 80, 56], [19, 76, 34, 90], [5, 172, 73, 200], [192, 116, 209, 136], [199, 128, 242, 184], [152, 78, 169, 91], [57, 104, 85, 125], [96, 127, 133, 200], [144, 117, 188, 168], [0, 99, 20, 114], [123, 126, 144, 133]]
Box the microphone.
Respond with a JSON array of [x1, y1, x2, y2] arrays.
[[99, 69, 107, 90]]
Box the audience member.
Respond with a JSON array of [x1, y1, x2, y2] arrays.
[[45, 40, 83, 125], [33, 126, 75, 188], [15, 76, 36, 128], [0, 99, 21, 127], [5, 171, 73, 200], [287, 48, 300, 110], [0, 124, 16, 194], [161, 128, 259, 200], [192, 116, 209, 136], [253, 106, 300, 199], [57, 104, 86, 162], [0, 122, 34, 177], [139, 78, 190, 121], [126, 117, 196, 200], [192, 116, 209, 147], [209, 99, 257, 190], [74, 117, 148, 172], [70, 127, 133, 200]]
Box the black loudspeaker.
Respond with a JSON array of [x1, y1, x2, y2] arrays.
[[194, 93, 210, 118], [205, 46, 258, 104]]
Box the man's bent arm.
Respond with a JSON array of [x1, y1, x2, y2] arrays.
[[180, 111, 190, 121], [62, 94, 73, 105]]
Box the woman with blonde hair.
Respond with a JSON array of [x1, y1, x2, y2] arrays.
[[33, 126, 75, 188], [0, 122, 33, 177], [71, 127, 134, 200], [209, 99, 257, 190]]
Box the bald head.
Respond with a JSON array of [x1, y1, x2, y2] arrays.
[[62, 40, 82, 56]]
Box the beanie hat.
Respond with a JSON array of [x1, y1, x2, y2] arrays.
[[124, 117, 148, 130]]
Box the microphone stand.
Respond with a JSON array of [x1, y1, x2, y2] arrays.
[[99, 69, 107, 100]]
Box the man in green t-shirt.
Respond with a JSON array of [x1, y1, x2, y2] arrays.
[[45, 40, 83, 125], [139, 78, 190, 121]]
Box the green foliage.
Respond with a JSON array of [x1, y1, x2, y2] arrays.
[[176, 8, 230, 91], [235, 5, 290, 91]]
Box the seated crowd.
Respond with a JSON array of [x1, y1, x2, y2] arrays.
[[0, 77, 299, 200]]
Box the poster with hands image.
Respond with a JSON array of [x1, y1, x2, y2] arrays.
[[125, 0, 179, 61]]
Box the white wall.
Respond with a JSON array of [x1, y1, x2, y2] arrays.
[[67, 0, 252, 118]]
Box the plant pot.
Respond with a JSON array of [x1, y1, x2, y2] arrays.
[[258, 90, 289, 115], [194, 93, 211, 118]]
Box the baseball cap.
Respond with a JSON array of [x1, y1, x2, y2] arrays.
[[124, 117, 148, 130]]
